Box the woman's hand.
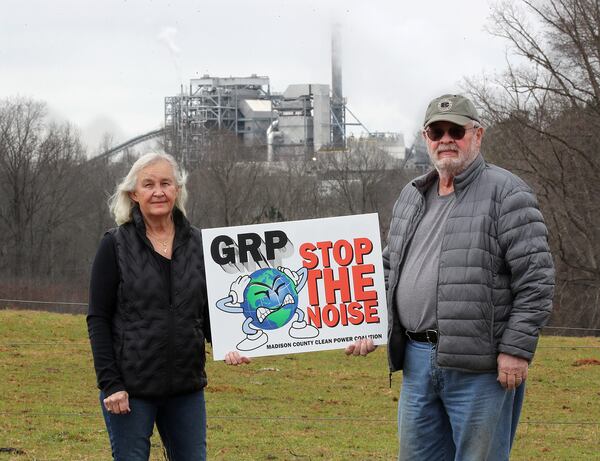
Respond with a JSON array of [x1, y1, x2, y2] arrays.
[[103, 390, 131, 414], [224, 351, 251, 365]]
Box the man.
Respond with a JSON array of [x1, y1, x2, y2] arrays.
[[347, 94, 554, 460]]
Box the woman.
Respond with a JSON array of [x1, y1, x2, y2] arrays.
[[87, 152, 248, 460]]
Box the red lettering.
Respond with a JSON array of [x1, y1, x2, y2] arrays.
[[323, 267, 351, 304], [300, 243, 318, 269], [307, 269, 322, 306], [363, 300, 380, 323], [352, 264, 376, 301], [322, 304, 340, 327], [354, 238, 373, 264], [339, 303, 348, 325], [347, 302, 365, 325], [306, 301, 380, 329], [333, 239, 354, 266], [306, 305, 322, 328], [316, 240, 333, 267]]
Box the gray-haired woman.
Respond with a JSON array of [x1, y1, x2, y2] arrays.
[[87, 152, 246, 460]]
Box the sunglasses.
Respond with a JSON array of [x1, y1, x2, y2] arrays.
[[424, 124, 478, 141]]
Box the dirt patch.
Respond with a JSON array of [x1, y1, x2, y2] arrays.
[[572, 358, 600, 366]]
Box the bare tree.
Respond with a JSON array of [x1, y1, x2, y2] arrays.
[[256, 159, 323, 222], [318, 140, 392, 215], [186, 131, 265, 227], [0, 98, 86, 277], [465, 0, 600, 330]]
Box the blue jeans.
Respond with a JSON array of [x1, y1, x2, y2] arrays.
[[100, 389, 206, 461], [398, 340, 525, 461]]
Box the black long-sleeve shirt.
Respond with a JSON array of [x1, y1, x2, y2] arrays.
[[86, 233, 173, 395]]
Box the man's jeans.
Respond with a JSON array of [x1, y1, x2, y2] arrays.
[[100, 389, 206, 461], [398, 340, 525, 461]]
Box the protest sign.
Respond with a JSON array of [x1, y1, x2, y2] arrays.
[[202, 213, 388, 360]]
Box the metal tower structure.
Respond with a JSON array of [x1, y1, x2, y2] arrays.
[[164, 75, 273, 165]]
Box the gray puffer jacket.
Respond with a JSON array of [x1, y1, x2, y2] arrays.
[[384, 154, 555, 373]]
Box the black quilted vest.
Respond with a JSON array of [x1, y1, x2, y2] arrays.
[[108, 206, 209, 398]]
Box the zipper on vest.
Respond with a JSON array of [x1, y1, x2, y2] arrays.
[[167, 304, 175, 394], [166, 244, 176, 394]]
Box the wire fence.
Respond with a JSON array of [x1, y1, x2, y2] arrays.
[[1, 297, 599, 352], [1, 297, 600, 332], [0, 410, 598, 426], [0, 298, 87, 306]]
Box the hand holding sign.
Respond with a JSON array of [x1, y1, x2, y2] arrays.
[[344, 338, 377, 357], [224, 351, 252, 366]]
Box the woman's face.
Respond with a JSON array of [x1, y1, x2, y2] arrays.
[[129, 160, 179, 220]]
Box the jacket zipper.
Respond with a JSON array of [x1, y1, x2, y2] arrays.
[[433, 189, 460, 367], [166, 240, 178, 396], [164, 230, 190, 394]]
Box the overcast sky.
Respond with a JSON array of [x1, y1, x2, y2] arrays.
[[1, 0, 509, 151]]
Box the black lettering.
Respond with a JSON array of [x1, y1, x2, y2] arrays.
[[238, 233, 262, 263], [265, 230, 288, 260], [211, 235, 236, 264]]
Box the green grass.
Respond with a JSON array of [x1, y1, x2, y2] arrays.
[[0, 310, 598, 460]]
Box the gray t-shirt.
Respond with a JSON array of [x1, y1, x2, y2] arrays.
[[395, 180, 455, 331]]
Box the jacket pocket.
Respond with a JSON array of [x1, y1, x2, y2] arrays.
[[192, 319, 206, 363]]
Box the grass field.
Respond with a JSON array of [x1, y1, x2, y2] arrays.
[[0, 310, 598, 460]]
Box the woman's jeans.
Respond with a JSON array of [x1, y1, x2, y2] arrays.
[[100, 389, 206, 461], [398, 340, 525, 461]]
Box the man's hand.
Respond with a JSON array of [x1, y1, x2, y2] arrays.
[[497, 353, 529, 390], [103, 390, 130, 415], [224, 351, 251, 366], [344, 338, 377, 357]]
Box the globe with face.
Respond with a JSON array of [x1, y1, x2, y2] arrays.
[[242, 268, 298, 330]]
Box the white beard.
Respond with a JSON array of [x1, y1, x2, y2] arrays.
[[429, 137, 479, 177]]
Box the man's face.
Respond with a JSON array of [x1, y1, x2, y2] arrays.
[[423, 121, 484, 177]]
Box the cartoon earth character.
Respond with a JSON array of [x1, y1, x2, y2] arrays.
[[216, 266, 319, 351], [242, 268, 298, 330]]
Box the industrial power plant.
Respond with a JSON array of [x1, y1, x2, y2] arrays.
[[164, 75, 338, 161], [163, 26, 357, 162], [98, 28, 429, 171]]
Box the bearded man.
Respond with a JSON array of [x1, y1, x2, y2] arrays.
[[348, 94, 554, 460]]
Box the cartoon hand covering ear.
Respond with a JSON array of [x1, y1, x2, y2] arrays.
[[229, 275, 251, 305]]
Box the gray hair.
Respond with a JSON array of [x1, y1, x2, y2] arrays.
[[109, 152, 188, 225]]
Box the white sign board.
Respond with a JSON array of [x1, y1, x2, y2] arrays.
[[202, 214, 388, 360]]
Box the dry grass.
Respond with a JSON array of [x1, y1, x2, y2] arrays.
[[0, 310, 598, 460]]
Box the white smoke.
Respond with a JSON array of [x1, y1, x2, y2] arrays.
[[158, 26, 182, 84], [158, 27, 181, 55]]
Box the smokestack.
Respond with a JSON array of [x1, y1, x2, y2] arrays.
[[331, 23, 345, 148], [332, 23, 343, 105]]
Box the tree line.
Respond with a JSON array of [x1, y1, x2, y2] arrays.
[[0, 0, 598, 332], [0, 107, 410, 307]]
